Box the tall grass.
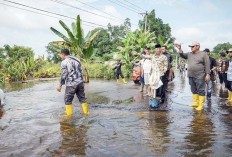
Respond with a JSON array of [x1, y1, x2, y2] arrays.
[[83, 63, 131, 80]]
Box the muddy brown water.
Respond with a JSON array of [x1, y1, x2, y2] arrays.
[[1, 73, 232, 157]]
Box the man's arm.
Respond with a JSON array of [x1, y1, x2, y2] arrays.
[[131, 51, 152, 59], [141, 54, 152, 59], [211, 58, 217, 72], [204, 54, 211, 83], [163, 56, 168, 74], [170, 54, 173, 63], [57, 62, 68, 92], [174, 43, 188, 59], [112, 65, 117, 70]]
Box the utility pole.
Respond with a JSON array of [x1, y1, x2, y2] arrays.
[[139, 11, 149, 33]]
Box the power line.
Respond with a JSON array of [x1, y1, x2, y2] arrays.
[[73, 0, 123, 22], [107, 0, 139, 14], [124, 0, 147, 12], [2, 0, 106, 28], [0, 2, 96, 28], [50, 0, 123, 23], [52, 0, 138, 27], [116, 0, 143, 12]]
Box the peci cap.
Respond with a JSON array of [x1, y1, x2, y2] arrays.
[[155, 44, 161, 48], [188, 41, 200, 47], [220, 52, 226, 57], [144, 46, 151, 50], [226, 48, 232, 54], [203, 48, 210, 53]]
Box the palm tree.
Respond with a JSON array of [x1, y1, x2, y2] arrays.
[[50, 15, 101, 83]]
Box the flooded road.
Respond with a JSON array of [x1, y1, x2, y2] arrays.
[[1, 72, 232, 156]]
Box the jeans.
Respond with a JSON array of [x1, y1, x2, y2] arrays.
[[207, 80, 213, 97]]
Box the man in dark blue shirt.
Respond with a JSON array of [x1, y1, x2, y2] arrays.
[[204, 48, 217, 99]]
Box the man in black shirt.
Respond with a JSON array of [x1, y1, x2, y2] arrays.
[[161, 45, 173, 103], [113, 60, 127, 84], [204, 48, 217, 99]]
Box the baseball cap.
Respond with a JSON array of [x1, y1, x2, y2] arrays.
[[226, 48, 232, 53], [189, 41, 200, 47], [203, 48, 210, 52], [144, 46, 151, 50]]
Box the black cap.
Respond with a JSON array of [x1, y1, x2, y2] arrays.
[[203, 48, 210, 52], [155, 44, 161, 48], [144, 46, 151, 50], [220, 52, 226, 57]]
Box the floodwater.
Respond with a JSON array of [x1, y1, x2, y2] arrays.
[[1, 72, 232, 157]]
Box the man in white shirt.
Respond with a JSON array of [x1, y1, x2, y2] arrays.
[[226, 48, 232, 103], [142, 46, 152, 96]]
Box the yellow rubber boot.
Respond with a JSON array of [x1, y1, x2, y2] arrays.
[[117, 79, 119, 85], [122, 78, 127, 84], [229, 91, 232, 102], [196, 96, 205, 111], [65, 104, 72, 116], [189, 94, 199, 107], [82, 103, 89, 115]]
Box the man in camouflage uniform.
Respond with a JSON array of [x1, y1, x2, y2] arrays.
[[57, 49, 88, 116]]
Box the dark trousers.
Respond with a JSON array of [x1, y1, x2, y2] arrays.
[[117, 73, 124, 79], [64, 82, 87, 105], [156, 71, 169, 102], [227, 81, 232, 91], [218, 72, 227, 85], [189, 77, 205, 96]]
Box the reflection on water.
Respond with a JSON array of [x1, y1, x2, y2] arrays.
[[53, 119, 89, 156], [0, 108, 4, 119], [1, 74, 232, 156], [183, 112, 215, 157], [142, 112, 171, 155]]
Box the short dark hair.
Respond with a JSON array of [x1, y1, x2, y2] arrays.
[[61, 49, 70, 55], [155, 44, 161, 48], [162, 45, 167, 49], [220, 52, 226, 57]]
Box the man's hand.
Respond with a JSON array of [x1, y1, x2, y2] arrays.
[[57, 84, 62, 92], [141, 72, 144, 78], [131, 51, 139, 56], [174, 43, 181, 49], [174, 43, 183, 53], [205, 74, 210, 83]]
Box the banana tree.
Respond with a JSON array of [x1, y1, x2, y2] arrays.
[[50, 15, 101, 83], [116, 29, 156, 75]]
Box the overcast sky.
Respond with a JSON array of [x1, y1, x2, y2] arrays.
[[0, 0, 232, 57]]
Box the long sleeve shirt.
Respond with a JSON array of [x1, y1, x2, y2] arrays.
[[180, 51, 210, 80], [60, 56, 83, 86], [112, 63, 122, 74], [142, 54, 168, 76]]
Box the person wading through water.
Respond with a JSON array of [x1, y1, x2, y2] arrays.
[[133, 44, 168, 103], [203, 48, 217, 99], [175, 42, 210, 111], [161, 45, 173, 99], [57, 49, 88, 116], [113, 60, 127, 85], [226, 48, 232, 103]]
